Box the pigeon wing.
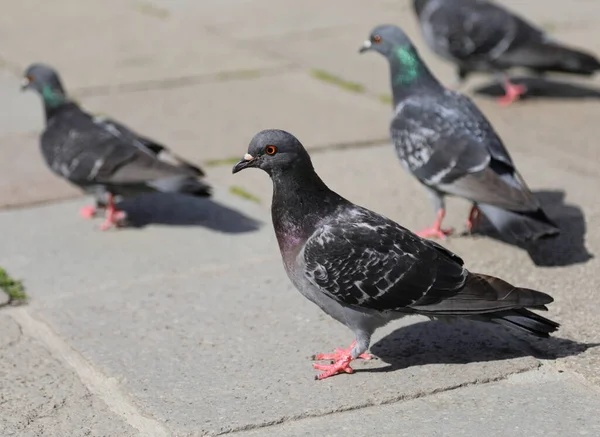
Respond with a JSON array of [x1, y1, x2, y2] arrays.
[[301, 207, 468, 312]]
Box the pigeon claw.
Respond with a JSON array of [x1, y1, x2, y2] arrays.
[[313, 355, 354, 380], [312, 340, 372, 361], [497, 81, 527, 106], [79, 205, 97, 219], [99, 208, 127, 231]]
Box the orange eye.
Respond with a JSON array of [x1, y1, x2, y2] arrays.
[[373, 35, 382, 44], [26, 75, 34, 82], [265, 145, 277, 155]]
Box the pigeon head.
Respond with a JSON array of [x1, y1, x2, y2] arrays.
[[360, 25, 433, 89], [359, 25, 416, 57], [232, 129, 313, 176], [21, 63, 67, 107]]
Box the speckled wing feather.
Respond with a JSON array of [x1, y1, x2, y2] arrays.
[[390, 92, 538, 211], [40, 103, 194, 186], [301, 206, 468, 312], [92, 115, 205, 176]]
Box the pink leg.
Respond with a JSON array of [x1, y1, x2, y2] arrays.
[[497, 80, 527, 106], [312, 341, 371, 380], [415, 209, 454, 240], [79, 205, 97, 219], [99, 194, 127, 231], [466, 206, 481, 233]]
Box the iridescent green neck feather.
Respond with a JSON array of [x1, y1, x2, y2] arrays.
[[392, 46, 421, 86], [41, 85, 67, 107]]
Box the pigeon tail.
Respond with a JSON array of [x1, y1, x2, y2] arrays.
[[410, 273, 559, 337], [476, 203, 559, 243], [523, 42, 600, 75], [484, 308, 560, 338], [148, 176, 212, 197]]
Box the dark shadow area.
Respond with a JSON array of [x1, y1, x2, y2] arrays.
[[359, 319, 598, 374], [466, 190, 593, 267], [474, 76, 600, 101], [116, 193, 263, 233]]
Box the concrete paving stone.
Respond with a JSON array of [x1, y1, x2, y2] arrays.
[[0, 133, 81, 209], [0, 0, 285, 90], [147, 0, 402, 40], [81, 71, 390, 162], [0, 188, 268, 302], [238, 369, 600, 437], [0, 312, 138, 437]]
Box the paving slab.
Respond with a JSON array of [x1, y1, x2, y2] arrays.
[[0, 68, 44, 136], [0, 188, 544, 436], [0, 0, 285, 90], [0, 312, 139, 437], [81, 71, 390, 162], [238, 369, 600, 437]]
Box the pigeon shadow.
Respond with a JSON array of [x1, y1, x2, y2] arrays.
[[474, 76, 600, 101], [358, 319, 598, 374], [116, 193, 263, 233], [468, 190, 593, 267]]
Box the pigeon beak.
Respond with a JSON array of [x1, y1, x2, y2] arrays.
[[232, 153, 257, 174], [359, 40, 372, 53], [20, 77, 31, 91]]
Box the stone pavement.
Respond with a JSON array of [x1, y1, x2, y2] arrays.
[[1, 0, 600, 435]]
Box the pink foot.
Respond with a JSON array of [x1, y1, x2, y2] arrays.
[[79, 205, 97, 219], [313, 355, 354, 380], [99, 208, 127, 231], [415, 226, 454, 240], [312, 341, 371, 380], [415, 208, 453, 240], [497, 81, 527, 106], [312, 341, 372, 361]]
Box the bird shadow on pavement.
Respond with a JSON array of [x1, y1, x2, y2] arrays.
[[359, 319, 599, 374], [468, 190, 593, 267], [473, 76, 600, 101], [115, 193, 263, 233]]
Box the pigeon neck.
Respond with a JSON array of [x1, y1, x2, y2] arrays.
[[40, 85, 69, 117], [388, 45, 438, 103], [270, 164, 345, 251]]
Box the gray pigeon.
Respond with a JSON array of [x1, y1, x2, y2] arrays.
[[413, 0, 600, 105], [232, 129, 559, 380], [22, 63, 211, 230], [360, 25, 559, 242]]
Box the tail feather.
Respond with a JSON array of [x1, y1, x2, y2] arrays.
[[411, 273, 559, 337], [488, 308, 560, 338], [516, 42, 600, 75], [477, 203, 559, 243]]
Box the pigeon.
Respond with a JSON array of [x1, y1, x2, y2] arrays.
[[21, 63, 211, 230], [232, 129, 559, 380], [359, 25, 559, 242], [413, 0, 600, 105]]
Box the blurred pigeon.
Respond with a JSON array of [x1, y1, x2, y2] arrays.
[[360, 25, 559, 242], [413, 0, 600, 105], [232, 129, 559, 380], [22, 63, 211, 230]]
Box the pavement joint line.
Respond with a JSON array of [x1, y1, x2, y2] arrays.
[[7, 307, 172, 437], [69, 64, 299, 98], [218, 365, 540, 436]]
